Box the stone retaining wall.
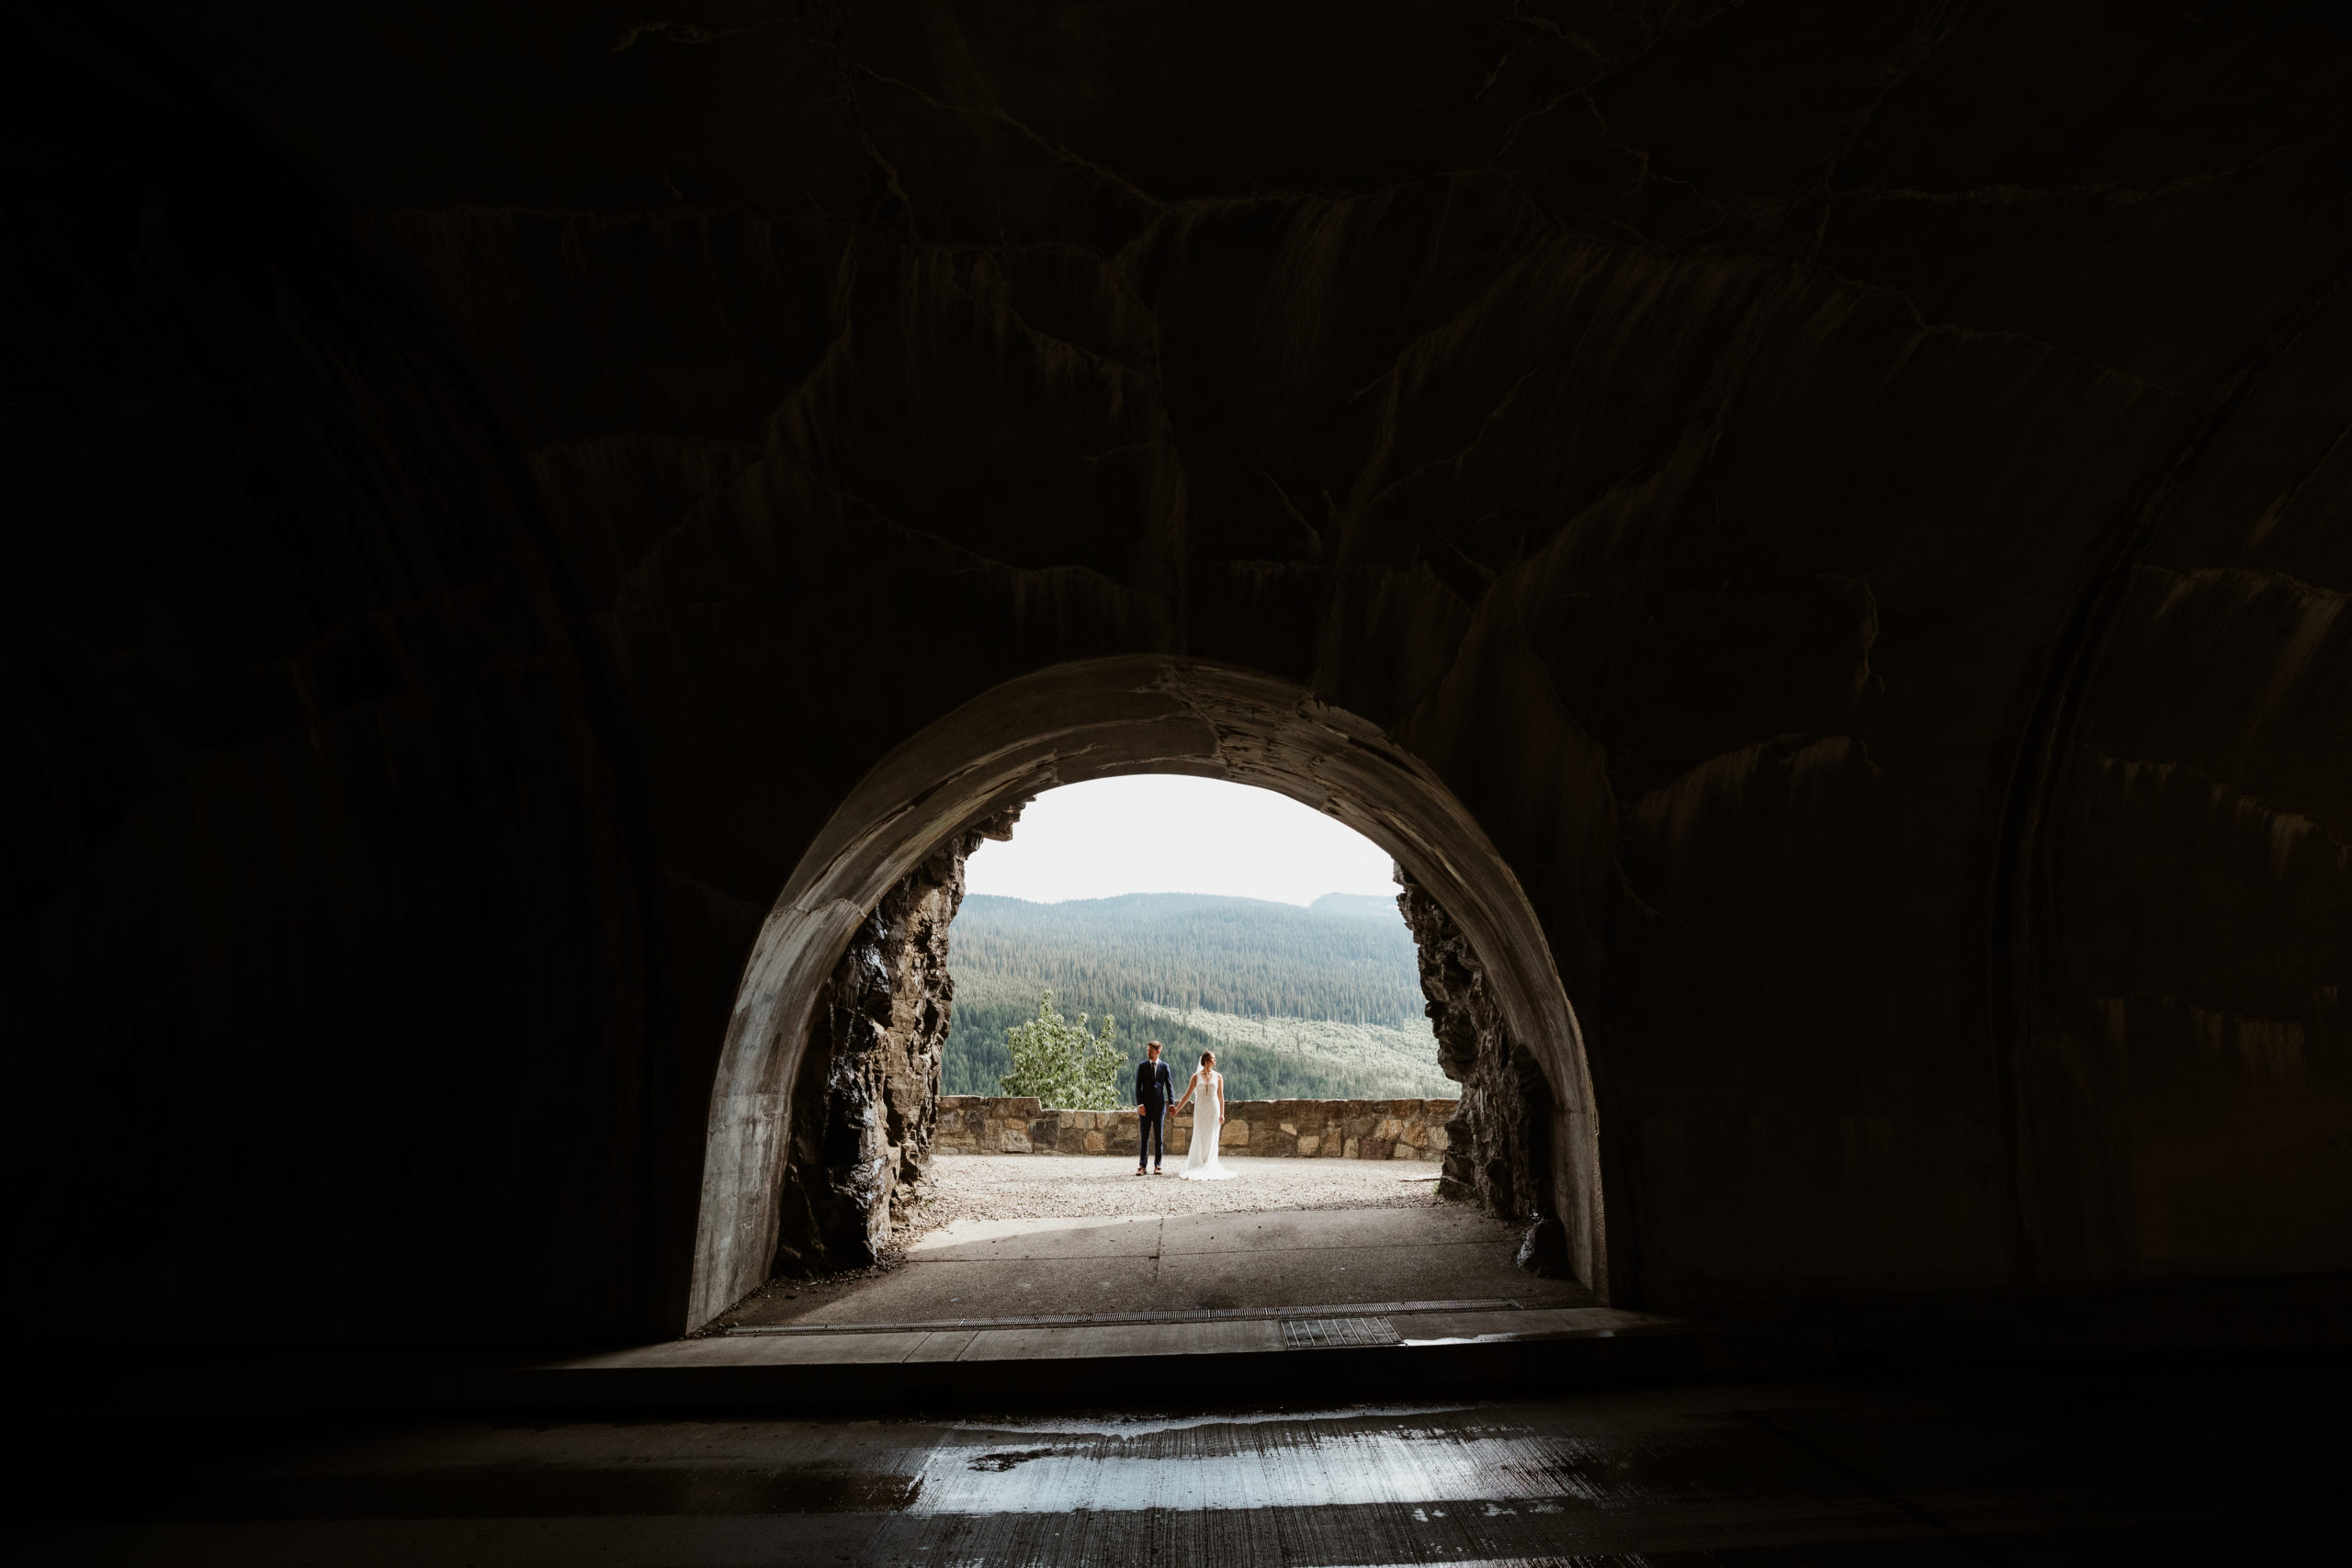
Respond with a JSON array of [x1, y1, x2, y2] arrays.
[[936, 1095, 1458, 1161]]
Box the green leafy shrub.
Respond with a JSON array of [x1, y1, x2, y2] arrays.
[[998, 989, 1124, 1109]]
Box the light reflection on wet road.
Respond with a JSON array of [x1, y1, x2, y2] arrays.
[[13, 1368, 2339, 1564], [908, 1420, 1610, 1514]]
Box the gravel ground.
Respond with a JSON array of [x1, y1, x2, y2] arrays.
[[896, 1153, 1452, 1239]]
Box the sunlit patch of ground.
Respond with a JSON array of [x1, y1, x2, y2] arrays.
[[904, 1153, 1451, 1235]]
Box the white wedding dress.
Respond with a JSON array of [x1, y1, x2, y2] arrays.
[[1179, 1069, 1237, 1179]]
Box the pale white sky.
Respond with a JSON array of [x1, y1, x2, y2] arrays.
[[964, 775, 1397, 906]]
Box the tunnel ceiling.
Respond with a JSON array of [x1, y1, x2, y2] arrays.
[[7, 3, 2351, 1339]]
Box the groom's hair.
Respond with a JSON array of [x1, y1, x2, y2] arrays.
[[1145, 1040, 1161, 1054]]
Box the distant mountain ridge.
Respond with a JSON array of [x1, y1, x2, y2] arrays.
[[1309, 891, 1403, 921], [943, 890, 1454, 1101], [949, 891, 1429, 1024]]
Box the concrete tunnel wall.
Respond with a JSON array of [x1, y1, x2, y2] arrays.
[[4, 3, 2349, 1343]]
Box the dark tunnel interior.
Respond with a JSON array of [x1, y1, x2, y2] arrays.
[[5, 2, 2349, 1558]]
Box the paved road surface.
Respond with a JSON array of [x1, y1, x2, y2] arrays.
[[731, 1201, 1586, 1328], [16, 1367, 2336, 1562]]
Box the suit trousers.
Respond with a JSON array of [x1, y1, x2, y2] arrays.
[[1138, 1107, 1167, 1168]]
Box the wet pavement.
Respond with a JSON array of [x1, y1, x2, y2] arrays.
[[14, 1363, 2338, 1563]]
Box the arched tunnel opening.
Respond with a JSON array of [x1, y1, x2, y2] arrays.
[[753, 770, 1572, 1320], [687, 657, 1608, 1331]]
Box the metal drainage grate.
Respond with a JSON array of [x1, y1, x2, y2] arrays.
[[1282, 1315, 1401, 1350]]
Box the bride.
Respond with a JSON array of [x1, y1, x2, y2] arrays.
[[1171, 1051, 1237, 1180]]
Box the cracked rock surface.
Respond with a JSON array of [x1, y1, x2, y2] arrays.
[[772, 812, 1014, 1277]]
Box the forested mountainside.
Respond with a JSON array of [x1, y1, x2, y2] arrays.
[[943, 892, 1456, 1101]]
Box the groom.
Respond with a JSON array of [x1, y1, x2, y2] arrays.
[[1134, 1040, 1173, 1176]]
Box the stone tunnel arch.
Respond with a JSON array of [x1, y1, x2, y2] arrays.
[[685, 656, 1608, 1330]]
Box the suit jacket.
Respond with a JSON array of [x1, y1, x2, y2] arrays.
[[1136, 1058, 1174, 1110]]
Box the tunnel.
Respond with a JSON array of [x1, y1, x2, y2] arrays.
[[6, 0, 2349, 1461], [695, 656, 1605, 1326]]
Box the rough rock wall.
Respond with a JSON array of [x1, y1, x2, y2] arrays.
[[2026, 513, 2352, 1281], [14, 2, 2352, 1344], [771, 813, 1012, 1276], [1399, 878, 1567, 1273]]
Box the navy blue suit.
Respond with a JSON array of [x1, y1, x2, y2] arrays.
[[1136, 1058, 1174, 1169]]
